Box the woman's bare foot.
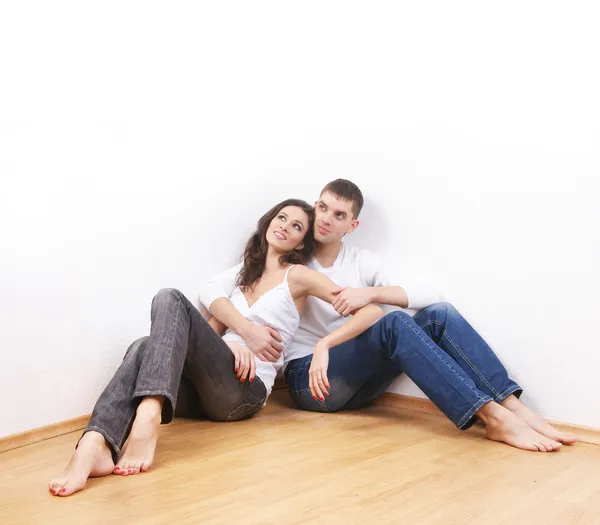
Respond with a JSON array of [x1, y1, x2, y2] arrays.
[[114, 396, 163, 476], [477, 401, 562, 452], [48, 431, 114, 497], [501, 395, 578, 445]]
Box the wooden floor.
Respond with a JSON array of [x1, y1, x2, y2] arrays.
[[2, 391, 600, 525]]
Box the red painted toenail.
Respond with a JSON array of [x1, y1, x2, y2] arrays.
[[60, 488, 66, 493]]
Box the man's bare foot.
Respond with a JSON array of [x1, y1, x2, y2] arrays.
[[114, 396, 163, 476], [477, 401, 562, 452], [48, 431, 114, 497], [501, 395, 578, 445]]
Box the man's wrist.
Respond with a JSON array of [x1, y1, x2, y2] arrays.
[[237, 320, 253, 338], [365, 287, 378, 304]]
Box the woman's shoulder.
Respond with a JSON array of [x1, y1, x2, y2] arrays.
[[286, 263, 316, 285]]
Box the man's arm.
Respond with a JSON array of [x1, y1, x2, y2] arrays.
[[198, 263, 283, 362], [209, 297, 283, 362], [332, 250, 442, 316]]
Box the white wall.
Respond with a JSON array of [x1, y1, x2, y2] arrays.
[[1, 1, 598, 437]]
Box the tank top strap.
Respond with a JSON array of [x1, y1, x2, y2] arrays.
[[283, 265, 296, 284]]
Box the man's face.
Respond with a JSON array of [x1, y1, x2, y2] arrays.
[[313, 191, 359, 244]]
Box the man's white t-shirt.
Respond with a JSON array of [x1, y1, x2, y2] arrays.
[[198, 243, 441, 369]]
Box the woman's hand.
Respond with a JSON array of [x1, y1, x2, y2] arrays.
[[309, 340, 331, 401], [227, 342, 256, 383]]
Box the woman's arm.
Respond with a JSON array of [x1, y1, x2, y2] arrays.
[[207, 316, 227, 336], [293, 265, 384, 344], [291, 266, 385, 400]]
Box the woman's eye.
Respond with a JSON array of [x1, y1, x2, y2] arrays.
[[294, 224, 302, 231], [278, 215, 286, 221]]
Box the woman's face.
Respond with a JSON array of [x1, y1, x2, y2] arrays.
[[266, 205, 310, 253]]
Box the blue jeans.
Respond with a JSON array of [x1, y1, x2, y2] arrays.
[[284, 303, 522, 430]]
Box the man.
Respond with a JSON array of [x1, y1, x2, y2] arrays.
[[201, 179, 576, 451]]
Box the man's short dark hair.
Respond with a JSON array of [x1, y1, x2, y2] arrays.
[[320, 179, 364, 218]]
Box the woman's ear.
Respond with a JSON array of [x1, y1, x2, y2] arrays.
[[295, 242, 305, 251]]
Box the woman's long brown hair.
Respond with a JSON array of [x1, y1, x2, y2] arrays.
[[236, 199, 315, 291]]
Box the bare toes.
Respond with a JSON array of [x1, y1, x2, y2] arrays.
[[49, 480, 64, 496], [56, 484, 76, 497]]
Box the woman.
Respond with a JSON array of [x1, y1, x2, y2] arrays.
[[49, 198, 383, 497]]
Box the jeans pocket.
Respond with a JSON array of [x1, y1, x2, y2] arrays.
[[224, 402, 264, 422]]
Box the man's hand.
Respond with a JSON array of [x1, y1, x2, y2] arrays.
[[227, 342, 256, 382], [239, 324, 283, 362], [332, 287, 374, 317], [309, 341, 331, 401]]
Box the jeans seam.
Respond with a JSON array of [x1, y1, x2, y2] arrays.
[[456, 395, 492, 429], [392, 312, 487, 408], [164, 296, 182, 404], [440, 330, 502, 400], [133, 389, 176, 422], [496, 385, 522, 404]]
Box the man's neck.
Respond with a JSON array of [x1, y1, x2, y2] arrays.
[[315, 240, 342, 269]]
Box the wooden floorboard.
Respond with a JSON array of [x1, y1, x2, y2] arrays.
[[1, 391, 600, 525]]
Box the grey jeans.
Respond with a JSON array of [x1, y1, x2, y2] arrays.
[[83, 288, 267, 462]]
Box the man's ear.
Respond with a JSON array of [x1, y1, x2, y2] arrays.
[[347, 219, 359, 234]]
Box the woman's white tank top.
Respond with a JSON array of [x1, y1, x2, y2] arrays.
[[222, 265, 300, 395]]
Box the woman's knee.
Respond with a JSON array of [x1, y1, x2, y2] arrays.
[[154, 288, 184, 303], [123, 336, 149, 361], [151, 288, 188, 314]]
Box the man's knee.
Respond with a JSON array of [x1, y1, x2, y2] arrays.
[[382, 310, 412, 329], [419, 301, 457, 318]]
